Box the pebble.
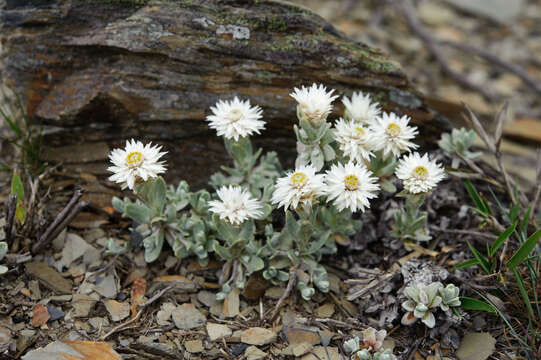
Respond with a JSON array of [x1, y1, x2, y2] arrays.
[[172, 304, 206, 330], [104, 300, 130, 322], [207, 323, 232, 341], [184, 339, 204, 353], [241, 327, 276, 345], [244, 345, 267, 360]]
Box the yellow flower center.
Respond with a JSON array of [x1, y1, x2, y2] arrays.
[[291, 172, 307, 186], [355, 126, 365, 138], [228, 108, 243, 123], [386, 123, 401, 137], [413, 166, 428, 179], [344, 174, 359, 191], [126, 151, 143, 167]]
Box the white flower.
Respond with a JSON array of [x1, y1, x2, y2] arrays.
[[395, 152, 446, 194], [272, 165, 325, 211], [209, 186, 263, 225], [108, 139, 167, 190], [371, 112, 418, 158], [342, 91, 381, 124], [290, 83, 338, 126], [333, 118, 375, 163], [324, 162, 379, 212], [206, 97, 265, 141]]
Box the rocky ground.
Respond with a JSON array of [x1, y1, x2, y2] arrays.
[[0, 0, 540, 359]]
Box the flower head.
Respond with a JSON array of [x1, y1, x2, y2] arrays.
[[395, 152, 446, 194], [206, 97, 265, 141], [209, 185, 263, 225], [342, 91, 381, 124], [333, 118, 375, 163], [371, 112, 418, 158], [271, 165, 325, 211], [362, 327, 387, 352], [324, 162, 379, 213], [108, 139, 167, 190], [290, 83, 338, 126]]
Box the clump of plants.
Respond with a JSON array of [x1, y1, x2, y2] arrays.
[[343, 327, 396, 360], [108, 84, 446, 300]]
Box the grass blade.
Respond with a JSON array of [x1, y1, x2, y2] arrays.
[[455, 258, 479, 270], [489, 221, 517, 257], [466, 241, 491, 274], [464, 180, 487, 215], [507, 229, 541, 269], [460, 297, 496, 313], [512, 268, 534, 319]]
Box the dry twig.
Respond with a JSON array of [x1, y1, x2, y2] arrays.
[[269, 265, 299, 319]]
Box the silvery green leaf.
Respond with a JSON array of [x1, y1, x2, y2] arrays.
[[343, 337, 360, 354], [0, 242, 7, 261], [216, 292, 226, 301], [214, 243, 233, 260], [315, 280, 329, 293], [380, 179, 397, 193], [111, 197, 125, 213], [276, 270, 289, 282], [310, 148, 324, 171], [322, 144, 335, 161], [106, 238, 128, 255], [0, 265, 7, 275], [143, 230, 164, 263], [124, 202, 152, 225], [136, 177, 167, 213]]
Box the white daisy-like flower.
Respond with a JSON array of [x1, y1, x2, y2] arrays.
[[209, 185, 264, 225], [290, 83, 339, 126], [108, 139, 167, 190], [333, 118, 375, 163], [371, 112, 419, 158], [271, 165, 326, 211], [324, 162, 379, 212], [206, 97, 265, 141], [395, 152, 446, 194], [341, 91, 381, 125]]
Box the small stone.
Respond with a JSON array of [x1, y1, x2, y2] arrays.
[[315, 303, 334, 318], [264, 287, 284, 299], [172, 304, 206, 330], [104, 300, 130, 322], [244, 345, 267, 360], [60, 233, 94, 268], [47, 305, 65, 321], [207, 323, 232, 341], [94, 275, 118, 299], [284, 327, 320, 345], [71, 294, 97, 317], [25, 262, 73, 295], [293, 343, 313, 357], [32, 304, 50, 327], [28, 281, 41, 300], [184, 339, 204, 353], [21, 340, 121, 360], [301, 346, 340, 360], [319, 330, 334, 347], [154, 275, 197, 291], [197, 291, 218, 308], [89, 317, 109, 329], [222, 288, 240, 318], [156, 302, 176, 326], [241, 327, 276, 345]]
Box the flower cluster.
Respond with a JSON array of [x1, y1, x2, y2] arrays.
[[107, 83, 446, 299], [343, 327, 396, 360], [401, 282, 461, 328]]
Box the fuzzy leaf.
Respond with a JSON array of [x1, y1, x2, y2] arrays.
[[125, 202, 152, 225]]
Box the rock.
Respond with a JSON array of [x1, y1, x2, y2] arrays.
[[284, 327, 320, 345], [456, 332, 496, 360], [47, 305, 65, 321], [104, 300, 130, 322], [245, 345, 267, 360], [315, 303, 335, 318], [207, 323, 232, 341], [0, 326, 12, 353], [25, 262, 73, 295], [0, 0, 446, 189], [241, 327, 276, 346], [184, 339, 204, 353], [21, 340, 121, 360], [32, 304, 50, 327], [93, 275, 118, 299], [15, 329, 34, 354], [197, 291, 218, 308], [280, 343, 313, 357], [71, 294, 97, 318], [88, 317, 109, 329], [60, 233, 94, 268], [301, 346, 341, 360], [264, 287, 285, 299], [222, 288, 240, 318], [156, 302, 176, 326], [172, 304, 206, 330], [319, 330, 335, 347], [28, 280, 41, 301]]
